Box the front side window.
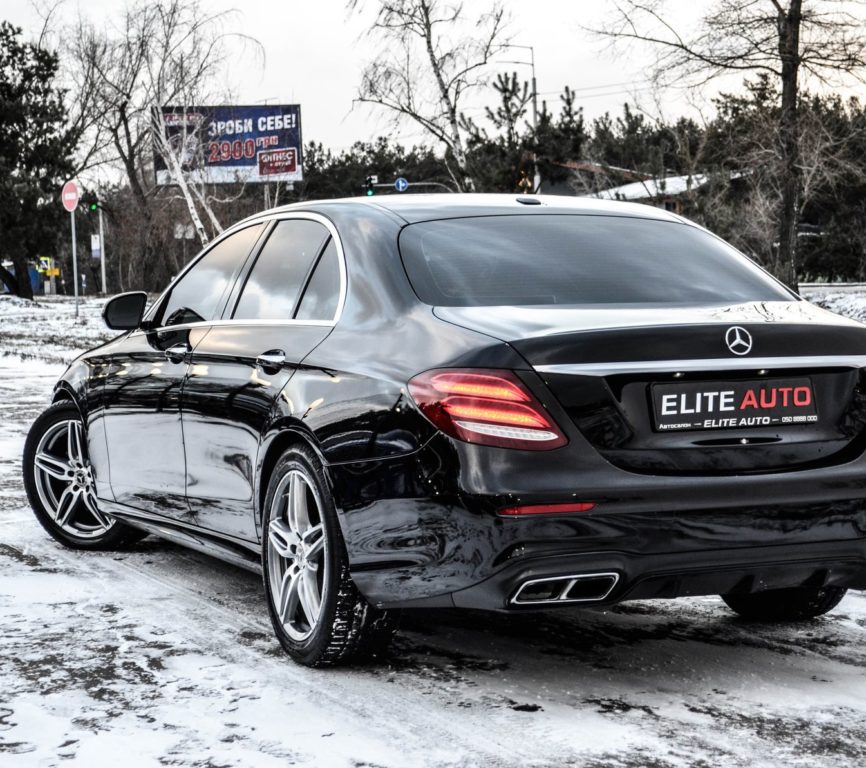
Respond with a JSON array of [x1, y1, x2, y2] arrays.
[[399, 214, 794, 307], [233, 219, 330, 321], [159, 224, 264, 326]]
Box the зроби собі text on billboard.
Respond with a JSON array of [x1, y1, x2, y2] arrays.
[[153, 105, 303, 185]]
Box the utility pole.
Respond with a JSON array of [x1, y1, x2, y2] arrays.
[[71, 213, 79, 315], [500, 43, 540, 193], [98, 205, 107, 294]]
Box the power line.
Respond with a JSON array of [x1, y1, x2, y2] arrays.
[[536, 81, 652, 97], [534, 86, 658, 102]]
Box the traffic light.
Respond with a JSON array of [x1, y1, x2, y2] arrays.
[[79, 190, 100, 214], [365, 175, 376, 196]]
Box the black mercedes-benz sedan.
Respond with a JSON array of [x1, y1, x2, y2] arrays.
[[23, 194, 866, 666]]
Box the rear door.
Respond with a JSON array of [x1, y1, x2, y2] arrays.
[[181, 215, 344, 540], [100, 223, 266, 517]]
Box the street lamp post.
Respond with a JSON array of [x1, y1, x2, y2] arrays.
[[499, 43, 540, 193]]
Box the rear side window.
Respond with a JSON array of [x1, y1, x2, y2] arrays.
[[399, 215, 793, 306], [233, 219, 329, 320], [295, 239, 341, 321], [159, 224, 264, 326]]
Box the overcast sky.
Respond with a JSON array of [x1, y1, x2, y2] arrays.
[[7, 0, 729, 153]]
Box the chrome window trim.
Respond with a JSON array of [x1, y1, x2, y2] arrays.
[[141, 211, 347, 333], [534, 355, 866, 377], [134, 318, 334, 334]]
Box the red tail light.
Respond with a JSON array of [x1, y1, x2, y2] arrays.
[[408, 369, 567, 450]]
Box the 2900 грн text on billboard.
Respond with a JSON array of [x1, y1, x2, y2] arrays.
[[154, 104, 303, 185]]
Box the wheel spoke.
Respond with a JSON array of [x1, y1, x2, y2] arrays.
[[54, 486, 79, 527], [298, 568, 321, 624], [67, 420, 85, 464], [82, 493, 110, 529], [268, 518, 295, 560], [287, 473, 310, 535], [34, 451, 72, 481], [302, 523, 325, 561], [278, 566, 301, 624]]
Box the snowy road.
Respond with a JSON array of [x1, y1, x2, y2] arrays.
[[2, 295, 866, 767]]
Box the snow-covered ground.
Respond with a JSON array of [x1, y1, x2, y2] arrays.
[[2, 294, 866, 767], [801, 286, 866, 324], [0, 295, 113, 365]]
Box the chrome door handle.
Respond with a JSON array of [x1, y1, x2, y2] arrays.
[[165, 344, 190, 363], [256, 350, 286, 372]]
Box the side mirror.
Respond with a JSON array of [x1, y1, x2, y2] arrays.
[[103, 291, 148, 331]]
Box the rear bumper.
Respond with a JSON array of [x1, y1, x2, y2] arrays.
[[330, 438, 866, 610], [448, 538, 866, 611], [342, 495, 866, 610]]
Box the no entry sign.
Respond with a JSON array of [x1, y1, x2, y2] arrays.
[[61, 180, 80, 212], [61, 180, 81, 317]]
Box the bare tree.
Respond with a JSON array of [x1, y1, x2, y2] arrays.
[[594, 0, 866, 287], [67, 1, 258, 251], [351, 0, 508, 191], [53, 0, 265, 292], [151, 108, 213, 244], [686, 77, 865, 278]]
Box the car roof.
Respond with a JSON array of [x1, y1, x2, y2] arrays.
[[244, 193, 686, 226]]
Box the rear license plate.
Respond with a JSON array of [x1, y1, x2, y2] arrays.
[[651, 378, 818, 432]]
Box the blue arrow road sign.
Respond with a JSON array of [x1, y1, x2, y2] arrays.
[[394, 177, 409, 192]]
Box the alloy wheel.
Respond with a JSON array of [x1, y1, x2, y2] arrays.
[[32, 418, 113, 538], [266, 469, 328, 642]]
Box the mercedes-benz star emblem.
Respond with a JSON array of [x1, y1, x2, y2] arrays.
[[725, 326, 753, 356]]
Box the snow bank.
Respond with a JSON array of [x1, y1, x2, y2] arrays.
[[801, 290, 866, 324]]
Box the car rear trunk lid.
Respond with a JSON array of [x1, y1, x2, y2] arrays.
[[434, 301, 866, 474]]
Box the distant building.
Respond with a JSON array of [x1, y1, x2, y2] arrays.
[[538, 159, 710, 216], [593, 174, 709, 215], [538, 160, 651, 197]]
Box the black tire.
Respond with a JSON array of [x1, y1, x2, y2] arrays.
[[261, 444, 397, 667], [721, 585, 847, 622], [23, 401, 147, 550]]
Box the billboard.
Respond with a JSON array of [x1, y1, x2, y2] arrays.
[[154, 104, 303, 185]]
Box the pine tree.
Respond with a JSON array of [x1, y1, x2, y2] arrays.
[[0, 22, 75, 299]]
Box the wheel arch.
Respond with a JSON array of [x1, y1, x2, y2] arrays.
[[255, 423, 336, 538], [52, 382, 79, 406], [50, 385, 87, 426]]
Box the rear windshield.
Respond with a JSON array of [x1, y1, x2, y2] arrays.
[[399, 214, 793, 306]]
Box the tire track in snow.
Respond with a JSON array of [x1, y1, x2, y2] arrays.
[[7, 522, 555, 767]]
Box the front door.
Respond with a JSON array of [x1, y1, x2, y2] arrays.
[[99, 325, 205, 516], [100, 222, 266, 519]]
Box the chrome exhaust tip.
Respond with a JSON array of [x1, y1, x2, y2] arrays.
[[510, 572, 620, 605]]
